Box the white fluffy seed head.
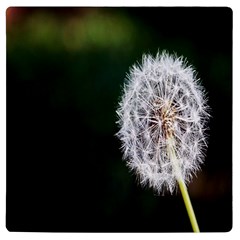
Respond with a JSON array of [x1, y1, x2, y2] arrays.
[[116, 51, 210, 195]]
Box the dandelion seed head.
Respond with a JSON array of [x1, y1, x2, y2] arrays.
[[116, 51, 210, 195]]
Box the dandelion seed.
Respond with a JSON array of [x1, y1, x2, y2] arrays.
[[116, 51, 210, 232]]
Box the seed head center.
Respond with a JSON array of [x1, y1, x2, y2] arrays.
[[154, 100, 176, 138]]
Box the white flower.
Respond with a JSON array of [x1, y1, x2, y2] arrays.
[[116, 51, 210, 195]]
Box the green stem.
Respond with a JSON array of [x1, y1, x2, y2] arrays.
[[178, 178, 200, 232], [167, 137, 200, 232]]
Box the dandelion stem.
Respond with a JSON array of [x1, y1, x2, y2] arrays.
[[178, 178, 200, 232], [167, 137, 200, 232]]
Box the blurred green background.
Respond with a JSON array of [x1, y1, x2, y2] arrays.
[[6, 7, 232, 232]]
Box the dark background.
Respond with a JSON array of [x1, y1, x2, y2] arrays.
[[6, 7, 232, 232]]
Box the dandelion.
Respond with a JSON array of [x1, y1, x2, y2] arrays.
[[116, 51, 210, 232]]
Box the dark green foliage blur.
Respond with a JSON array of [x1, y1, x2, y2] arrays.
[[7, 7, 232, 232]]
